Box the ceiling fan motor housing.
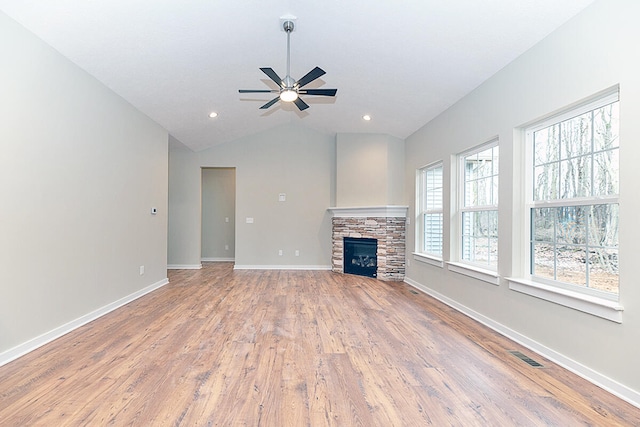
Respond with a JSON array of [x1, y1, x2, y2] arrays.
[[283, 75, 296, 89]]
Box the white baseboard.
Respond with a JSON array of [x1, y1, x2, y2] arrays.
[[201, 257, 235, 262], [167, 264, 202, 270], [233, 264, 332, 271], [0, 277, 169, 368], [403, 277, 640, 409]]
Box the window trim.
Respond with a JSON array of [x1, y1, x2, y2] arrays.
[[457, 138, 500, 271], [416, 161, 444, 259], [519, 88, 621, 316], [525, 90, 619, 136], [447, 261, 499, 286], [507, 277, 623, 323], [413, 252, 444, 268]]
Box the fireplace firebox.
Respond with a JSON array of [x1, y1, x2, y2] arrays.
[[344, 237, 377, 278]]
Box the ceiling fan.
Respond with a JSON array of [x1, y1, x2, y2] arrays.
[[238, 20, 337, 111]]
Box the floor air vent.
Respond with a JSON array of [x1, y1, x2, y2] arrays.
[[508, 350, 544, 368], [409, 289, 419, 295]]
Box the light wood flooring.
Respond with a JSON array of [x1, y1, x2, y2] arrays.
[[1, 263, 639, 426]]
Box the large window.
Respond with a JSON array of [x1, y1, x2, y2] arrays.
[[527, 92, 619, 298], [460, 141, 499, 269], [418, 162, 443, 257]]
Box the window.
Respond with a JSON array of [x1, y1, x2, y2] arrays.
[[417, 162, 443, 257], [459, 141, 499, 269], [527, 91, 619, 298]]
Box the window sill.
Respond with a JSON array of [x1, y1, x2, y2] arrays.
[[507, 277, 623, 323], [446, 262, 499, 285], [412, 252, 444, 268]]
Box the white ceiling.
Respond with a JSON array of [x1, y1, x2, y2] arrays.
[[0, 0, 597, 152]]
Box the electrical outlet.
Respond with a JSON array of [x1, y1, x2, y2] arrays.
[[225, 244, 229, 251], [295, 250, 299, 256], [139, 265, 145, 275], [278, 249, 283, 256]]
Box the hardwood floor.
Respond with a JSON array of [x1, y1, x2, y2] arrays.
[[1, 263, 639, 426]]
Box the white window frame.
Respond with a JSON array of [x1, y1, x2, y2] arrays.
[[508, 88, 623, 323], [415, 161, 443, 266], [456, 139, 500, 272]]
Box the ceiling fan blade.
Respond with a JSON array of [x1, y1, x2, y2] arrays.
[[239, 89, 279, 93], [296, 66, 326, 88], [259, 97, 280, 109], [299, 89, 337, 96], [260, 67, 284, 87], [293, 97, 309, 111]]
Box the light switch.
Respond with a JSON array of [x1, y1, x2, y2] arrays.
[[278, 193, 286, 202]]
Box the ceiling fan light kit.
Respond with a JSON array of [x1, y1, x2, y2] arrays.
[[280, 89, 298, 102], [238, 19, 337, 111]]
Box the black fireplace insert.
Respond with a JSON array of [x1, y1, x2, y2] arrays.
[[344, 237, 377, 278]]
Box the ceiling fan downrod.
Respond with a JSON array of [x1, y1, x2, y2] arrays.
[[282, 20, 295, 91]]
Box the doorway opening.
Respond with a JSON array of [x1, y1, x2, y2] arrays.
[[201, 167, 236, 263]]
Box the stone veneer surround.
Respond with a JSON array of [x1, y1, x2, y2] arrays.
[[329, 207, 407, 281]]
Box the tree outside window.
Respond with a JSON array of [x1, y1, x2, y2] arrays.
[[529, 95, 619, 297]]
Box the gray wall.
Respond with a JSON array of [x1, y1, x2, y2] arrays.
[[405, 0, 640, 398], [168, 140, 202, 268], [201, 168, 236, 261], [168, 123, 335, 268], [0, 12, 168, 355], [336, 133, 405, 207]]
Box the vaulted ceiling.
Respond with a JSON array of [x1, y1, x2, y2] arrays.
[[0, 1, 596, 151]]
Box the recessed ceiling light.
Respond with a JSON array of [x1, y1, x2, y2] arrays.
[[209, 112, 218, 118], [362, 115, 371, 121]]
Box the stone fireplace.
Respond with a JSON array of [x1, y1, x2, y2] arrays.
[[328, 206, 407, 281]]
